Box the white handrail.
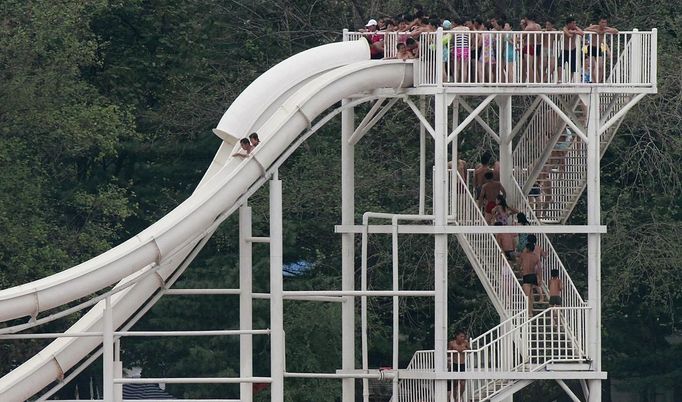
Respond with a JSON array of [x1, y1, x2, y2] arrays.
[[451, 170, 527, 317]]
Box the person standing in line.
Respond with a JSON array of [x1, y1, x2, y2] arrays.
[[584, 17, 618, 83], [519, 242, 541, 316], [478, 171, 507, 223], [448, 330, 470, 401], [557, 17, 584, 82], [522, 15, 542, 83], [451, 17, 471, 82], [549, 269, 563, 327]]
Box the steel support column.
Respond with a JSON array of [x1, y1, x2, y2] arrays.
[[240, 204, 254, 402], [433, 92, 449, 401], [586, 90, 602, 401], [340, 100, 356, 402], [498, 95, 514, 199], [270, 173, 284, 402], [103, 296, 114, 402]]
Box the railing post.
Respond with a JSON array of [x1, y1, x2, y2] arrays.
[[631, 28, 642, 83], [270, 171, 284, 402], [341, 99, 356, 402], [436, 28, 444, 87], [103, 295, 114, 402], [433, 92, 448, 402], [586, 89, 602, 401], [650, 29, 658, 86], [342, 28, 348, 42], [239, 203, 254, 402]]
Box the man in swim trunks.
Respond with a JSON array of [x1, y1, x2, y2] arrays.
[[523, 15, 542, 82], [448, 330, 469, 400], [585, 17, 618, 82], [519, 242, 541, 316], [549, 269, 563, 326], [558, 17, 584, 82], [477, 171, 507, 223]]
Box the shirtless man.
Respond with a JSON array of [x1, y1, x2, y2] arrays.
[[448, 330, 470, 401], [473, 153, 492, 199], [232, 138, 253, 158], [518, 242, 541, 316], [477, 171, 506, 223], [585, 17, 618, 83], [522, 15, 542, 83], [557, 17, 584, 82]]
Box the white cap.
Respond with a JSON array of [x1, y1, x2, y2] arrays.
[[365, 19, 378, 27]]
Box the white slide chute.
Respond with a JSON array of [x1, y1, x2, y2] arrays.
[[0, 39, 414, 401]]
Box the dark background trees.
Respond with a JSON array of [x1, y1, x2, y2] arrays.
[[0, 1, 680, 400]]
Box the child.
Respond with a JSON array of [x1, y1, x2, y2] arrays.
[[549, 269, 563, 326], [396, 42, 415, 60]]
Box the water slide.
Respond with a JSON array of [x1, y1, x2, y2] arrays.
[[0, 39, 414, 401]]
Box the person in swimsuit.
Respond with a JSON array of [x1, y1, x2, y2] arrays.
[[558, 17, 584, 82], [492, 194, 518, 225], [522, 15, 542, 82], [448, 330, 470, 401], [249, 132, 260, 147], [502, 21, 518, 83], [478, 171, 507, 223], [519, 242, 541, 316], [585, 17, 618, 82], [549, 269, 563, 326], [495, 222, 517, 262], [542, 20, 558, 81], [478, 25, 496, 82], [451, 17, 471, 82], [473, 153, 492, 199], [232, 138, 253, 158]]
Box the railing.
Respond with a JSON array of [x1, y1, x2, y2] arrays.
[[345, 29, 656, 87], [512, 33, 639, 222], [427, 29, 655, 86], [506, 178, 586, 312], [450, 170, 527, 316], [398, 307, 588, 402]]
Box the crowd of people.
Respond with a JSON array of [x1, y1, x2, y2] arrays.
[[359, 5, 619, 83], [461, 152, 563, 318]]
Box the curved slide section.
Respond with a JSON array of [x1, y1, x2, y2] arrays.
[[0, 40, 370, 324], [0, 52, 414, 400]]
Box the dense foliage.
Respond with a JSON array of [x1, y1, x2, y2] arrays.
[[0, 1, 680, 401]]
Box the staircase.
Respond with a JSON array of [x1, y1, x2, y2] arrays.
[[513, 38, 637, 223], [449, 172, 527, 317]]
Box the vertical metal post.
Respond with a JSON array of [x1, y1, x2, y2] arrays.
[[240, 204, 254, 402], [419, 96, 427, 215], [114, 337, 122, 402], [631, 29, 642, 84], [433, 92, 449, 401], [498, 96, 514, 201], [450, 96, 459, 218], [340, 100, 356, 402], [497, 91, 514, 402], [586, 90, 602, 401], [649, 28, 658, 85], [103, 296, 114, 402], [270, 172, 284, 402], [391, 218, 399, 400]]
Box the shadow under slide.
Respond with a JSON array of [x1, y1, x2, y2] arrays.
[[0, 40, 415, 400]]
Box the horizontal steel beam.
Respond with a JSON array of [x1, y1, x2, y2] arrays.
[[335, 224, 607, 234]]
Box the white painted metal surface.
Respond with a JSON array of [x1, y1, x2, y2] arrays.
[[0, 45, 414, 401]]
